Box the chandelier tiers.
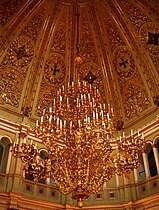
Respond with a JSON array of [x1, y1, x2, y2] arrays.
[[10, 80, 146, 208]]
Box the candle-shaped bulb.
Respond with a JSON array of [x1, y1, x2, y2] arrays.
[[70, 121, 72, 129], [86, 115, 88, 122], [107, 113, 110, 120], [123, 131, 125, 137], [131, 129, 133, 136], [60, 120, 62, 129], [108, 104, 110, 112], [138, 130, 140, 136], [96, 112, 98, 120], [93, 111, 95, 118], [64, 120, 66, 128], [101, 110, 104, 118], [49, 107, 52, 113], [49, 115, 52, 123]]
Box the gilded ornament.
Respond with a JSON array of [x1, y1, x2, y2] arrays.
[[2, 36, 34, 69], [0, 66, 24, 107]]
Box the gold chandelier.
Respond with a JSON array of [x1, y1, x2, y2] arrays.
[[11, 80, 145, 207], [10, 0, 146, 207]]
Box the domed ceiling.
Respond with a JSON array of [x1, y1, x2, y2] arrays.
[[0, 0, 159, 131]]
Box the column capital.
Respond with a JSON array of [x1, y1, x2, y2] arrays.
[[143, 149, 148, 154], [152, 144, 158, 149]]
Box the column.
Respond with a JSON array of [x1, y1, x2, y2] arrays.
[[152, 144, 159, 174], [115, 174, 120, 187], [123, 175, 132, 201], [134, 168, 139, 183], [142, 151, 151, 179]]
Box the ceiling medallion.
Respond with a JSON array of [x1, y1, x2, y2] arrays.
[[83, 70, 98, 84]]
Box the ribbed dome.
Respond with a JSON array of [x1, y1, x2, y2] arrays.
[[0, 0, 159, 131]]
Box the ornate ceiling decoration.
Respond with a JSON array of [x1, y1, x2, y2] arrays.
[[0, 0, 159, 129]]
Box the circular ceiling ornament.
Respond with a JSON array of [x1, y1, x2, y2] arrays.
[[79, 62, 106, 101], [2, 35, 34, 69], [42, 53, 66, 87], [113, 46, 135, 80], [139, 22, 159, 54]]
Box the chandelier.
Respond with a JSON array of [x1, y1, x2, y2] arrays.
[[10, 0, 145, 207], [10, 80, 145, 207]]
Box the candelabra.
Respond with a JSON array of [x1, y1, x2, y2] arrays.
[[10, 81, 145, 208]]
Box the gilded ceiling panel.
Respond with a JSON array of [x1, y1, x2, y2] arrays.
[[99, 0, 152, 123], [0, 36, 34, 107], [140, 22, 159, 75], [0, 65, 24, 107], [35, 6, 68, 116], [20, 11, 45, 42], [0, 0, 158, 128], [0, 0, 24, 26]]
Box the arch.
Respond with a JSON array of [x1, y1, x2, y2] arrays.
[[0, 144, 4, 166], [146, 143, 157, 177], [154, 137, 159, 153], [0, 136, 11, 173], [138, 152, 146, 181], [39, 149, 48, 160], [153, 136, 159, 144], [38, 149, 48, 184]]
